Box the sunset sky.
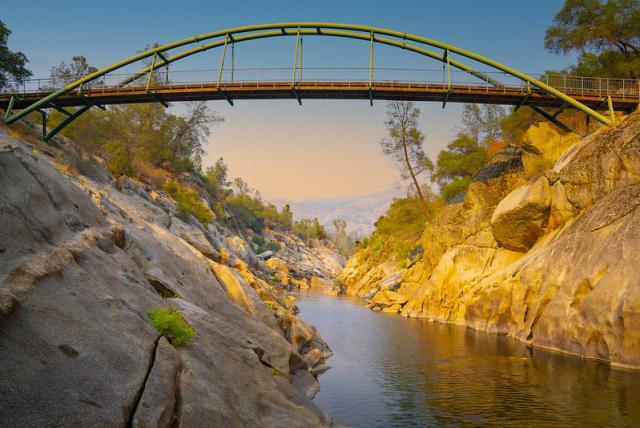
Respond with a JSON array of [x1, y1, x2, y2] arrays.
[[3, 0, 576, 200]]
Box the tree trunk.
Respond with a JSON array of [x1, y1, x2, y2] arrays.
[[401, 129, 429, 217]]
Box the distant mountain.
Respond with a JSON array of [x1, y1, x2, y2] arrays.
[[273, 188, 404, 237]]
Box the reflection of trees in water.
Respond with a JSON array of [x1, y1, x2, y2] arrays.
[[372, 320, 640, 427]]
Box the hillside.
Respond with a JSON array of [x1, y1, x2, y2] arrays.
[[0, 123, 344, 426]]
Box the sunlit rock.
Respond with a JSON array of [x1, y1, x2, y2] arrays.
[[491, 176, 552, 252]]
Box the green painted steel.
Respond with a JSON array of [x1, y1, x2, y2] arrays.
[[44, 105, 92, 141], [4, 22, 615, 130]]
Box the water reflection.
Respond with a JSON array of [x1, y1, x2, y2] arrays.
[[295, 292, 640, 428]]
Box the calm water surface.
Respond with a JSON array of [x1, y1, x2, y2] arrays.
[[295, 291, 640, 428]]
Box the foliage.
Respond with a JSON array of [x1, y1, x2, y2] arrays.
[[48, 99, 222, 179], [357, 196, 432, 262], [292, 218, 327, 241], [0, 20, 32, 90], [441, 176, 473, 202], [429, 133, 487, 202], [381, 101, 431, 214], [49, 56, 101, 88], [545, 0, 640, 78], [148, 307, 196, 346], [203, 158, 231, 200], [331, 218, 356, 256], [163, 179, 214, 225], [251, 235, 281, 253], [105, 139, 134, 177], [499, 106, 540, 144], [459, 104, 506, 147], [233, 177, 251, 195], [226, 192, 293, 233]]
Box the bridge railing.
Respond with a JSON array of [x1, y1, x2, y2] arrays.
[[1, 69, 639, 100], [544, 74, 640, 99]]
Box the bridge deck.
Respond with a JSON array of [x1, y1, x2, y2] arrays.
[[1, 81, 638, 112]]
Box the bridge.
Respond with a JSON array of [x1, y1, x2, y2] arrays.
[[2, 23, 639, 141]]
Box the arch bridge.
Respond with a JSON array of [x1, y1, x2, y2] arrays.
[[1, 22, 639, 141]]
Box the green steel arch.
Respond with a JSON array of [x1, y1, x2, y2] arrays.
[[3, 22, 614, 134]]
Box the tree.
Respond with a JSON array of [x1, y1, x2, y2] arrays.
[[0, 20, 31, 90], [233, 177, 251, 195], [460, 104, 506, 147], [333, 219, 347, 242], [545, 0, 640, 78], [280, 204, 294, 229], [204, 158, 230, 199], [381, 101, 430, 216], [50, 56, 102, 87], [499, 107, 540, 143], [431, 133, 487, 202], [167, 102, 222, 170]]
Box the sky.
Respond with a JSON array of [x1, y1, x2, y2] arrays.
[[2, 0, 576, 200]]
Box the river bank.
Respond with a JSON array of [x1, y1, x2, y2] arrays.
[[339, 113, 640, 370], [0, 123, 343, 426], [296, 290, 640, 427]]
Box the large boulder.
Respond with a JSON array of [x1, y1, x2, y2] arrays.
[[491, 176, 552, 252]]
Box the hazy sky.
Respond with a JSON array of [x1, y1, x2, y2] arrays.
[[3, 0, 576, 200]]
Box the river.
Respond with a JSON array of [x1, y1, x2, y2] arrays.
[[295, 291, 640, 428]]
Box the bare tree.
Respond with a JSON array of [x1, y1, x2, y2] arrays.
[[168, 102, 223, 166], [49, 56, 103, 88], [381, 101, 430, 216], [460, 104, 505, 146]]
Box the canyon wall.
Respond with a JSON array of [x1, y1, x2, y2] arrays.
[[0, 127, 342, 426], [340, 113, 640, 369]]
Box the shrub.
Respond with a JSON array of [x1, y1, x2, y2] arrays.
[[226, 194, 265, 232], [148, 307, 196, 346], [292, 218, 327, 241], [265, 241, 281, 252], [163, 179, 214, 226], [213, 202, 227, 220], [357, 196, 431, 263], [441, 176, 472, 202]]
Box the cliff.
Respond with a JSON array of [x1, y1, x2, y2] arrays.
[[0, 124, 343, 426], [339, 113, 640, 369]]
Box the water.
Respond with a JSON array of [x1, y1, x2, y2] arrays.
[[295, 291, 640, 428]]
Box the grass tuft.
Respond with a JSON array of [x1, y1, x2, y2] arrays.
[[148, 306, 196, 346]]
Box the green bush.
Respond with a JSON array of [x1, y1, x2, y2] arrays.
[[213, 202, 227, 220], [292, 218, 327, 241], [148, 307, 196, 346], [357, 196, 430, 263], [163, 179, 214, 226], [441, 176, 472, 202], [226, 193, 293, 232], [265, 241, 281, 252]]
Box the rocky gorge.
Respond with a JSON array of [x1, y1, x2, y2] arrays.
[[339, 112, 640, 369], [0, 123, 344, 426], [2, 109, 640, 427]]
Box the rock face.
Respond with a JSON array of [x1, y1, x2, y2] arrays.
[[342, 113, 640, 369], [491, 176, 552, 252], [0, 129, 334, 426], [265, 230, 345, 281]]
